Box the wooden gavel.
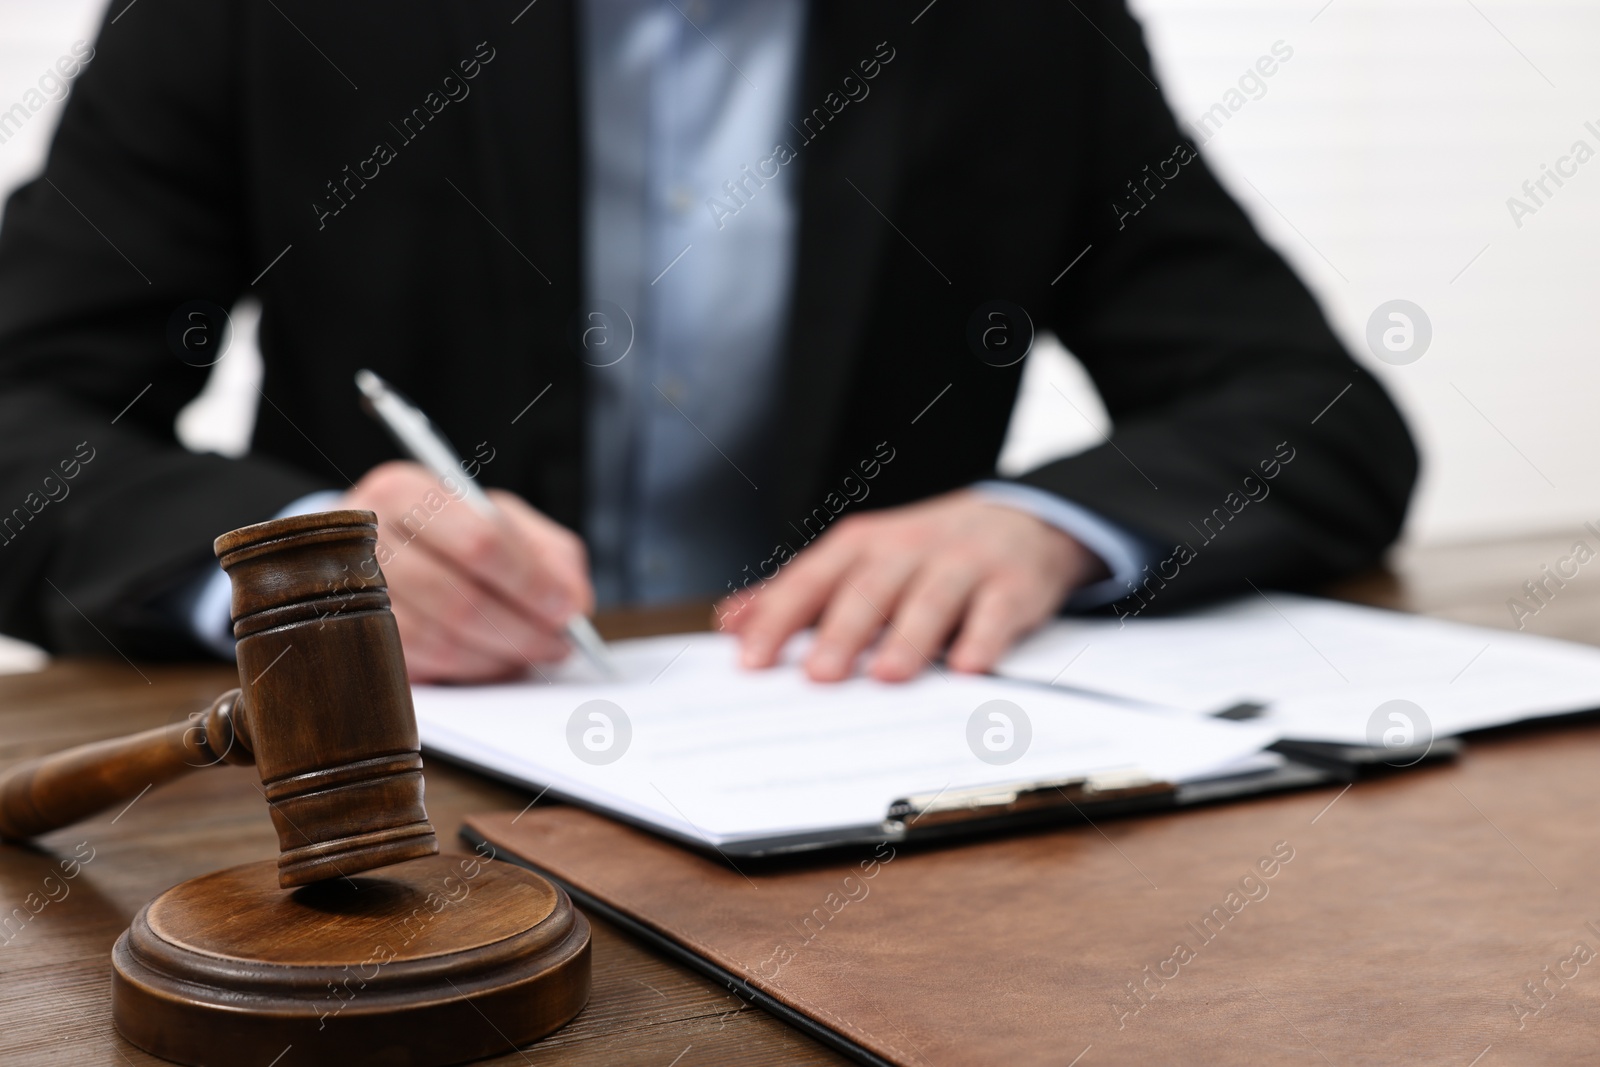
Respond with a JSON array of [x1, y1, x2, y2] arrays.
[[0, 509, 438, 886], [0, 509, 591, 1066]]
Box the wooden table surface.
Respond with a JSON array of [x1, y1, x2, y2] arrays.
[[0, 531, 1595, 1066]]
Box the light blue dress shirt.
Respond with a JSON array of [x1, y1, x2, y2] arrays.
[[578, 0, 806, 606], [575, 0, 1148, 607], [183, 0, 1149, 651]]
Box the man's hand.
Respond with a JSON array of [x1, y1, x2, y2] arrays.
[[718, 490, 1106, 682], [339, 461, 594, 683]]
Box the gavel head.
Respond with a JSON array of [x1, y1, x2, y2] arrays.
[[214, 510, 438, 888]]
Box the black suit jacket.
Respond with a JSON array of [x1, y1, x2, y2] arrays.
[[0, 0, 1416, 656]]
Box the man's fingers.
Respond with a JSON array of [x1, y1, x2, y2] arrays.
[[804, 554, 921, 681], [725, 491, 1094, 683], [387, 545, 570, 671], [868, 558, 983, 681], [714, 595, 753, 633], [395, 606, 524, 683], [391, 584, 543, 684], [946, 577, 1050, 675], [488, 489, 595, 615], [381, 487, 571, 629], [340, 463, 602, 684], [737, 535, 864, 669]]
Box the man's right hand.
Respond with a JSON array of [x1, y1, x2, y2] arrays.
[[338, 461, 594, 683]]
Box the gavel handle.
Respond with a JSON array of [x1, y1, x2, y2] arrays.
[[0, 689, 248, 841]]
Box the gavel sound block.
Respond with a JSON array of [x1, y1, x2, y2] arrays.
[[0, 511, 589, 1067]]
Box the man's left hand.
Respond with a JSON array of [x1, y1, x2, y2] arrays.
[[717, 490, 1106, 682]]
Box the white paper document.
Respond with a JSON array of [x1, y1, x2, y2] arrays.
[[412, 634, 1277, 850], [997, 593, 1600, 744]]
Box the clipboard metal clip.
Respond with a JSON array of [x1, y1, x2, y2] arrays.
[[882, 767, 1174, 835]]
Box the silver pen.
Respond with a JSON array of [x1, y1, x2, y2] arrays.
[[355, 368, 619, 678]]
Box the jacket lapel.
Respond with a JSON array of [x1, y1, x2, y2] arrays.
[[466, 0, 588, 529], [775, 1, 915, 522]]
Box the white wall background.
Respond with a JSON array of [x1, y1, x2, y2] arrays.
[[2, 0, 1598, 591], [1012, 0, 1600, 547]]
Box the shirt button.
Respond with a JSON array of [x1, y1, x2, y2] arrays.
[[668, 186, 694, 215], [682, 0, 709, 21]]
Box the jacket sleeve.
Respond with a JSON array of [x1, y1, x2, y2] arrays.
[[1014, 1, 1417, 608], [0, 1, 328, 657]]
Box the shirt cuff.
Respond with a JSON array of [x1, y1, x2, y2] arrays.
[[970, 480, 1152, 609], [180, 489, 347, 658]]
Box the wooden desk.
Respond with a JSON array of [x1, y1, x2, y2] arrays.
[[0, 534, 1594, 1065], [0, 605, 845, 1066]]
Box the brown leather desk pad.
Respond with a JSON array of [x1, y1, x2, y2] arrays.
[[466, 720, 1600, 1066]]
